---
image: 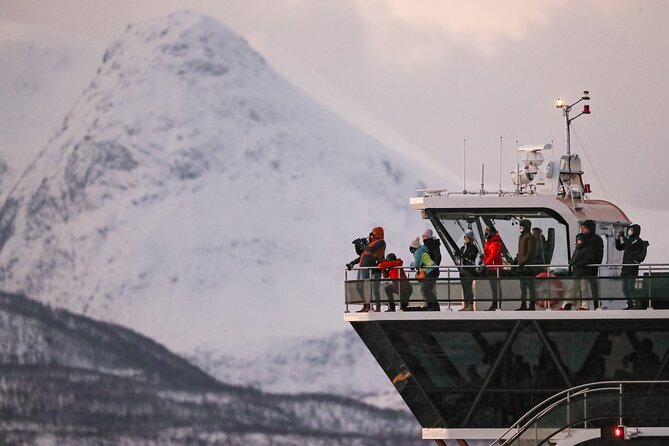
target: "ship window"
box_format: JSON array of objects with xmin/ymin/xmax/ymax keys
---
[{"xmin": 428, "ymin": 209, "xmax": 570, "ymax": 268}]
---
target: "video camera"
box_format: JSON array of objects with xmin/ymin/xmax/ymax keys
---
[{"xmin": 352, "ymin": 237, "xmax": 368, "ymax": 255}]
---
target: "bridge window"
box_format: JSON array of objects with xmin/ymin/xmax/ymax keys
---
[{"xmin": 428, "ymin": 209, "xmax": 570, "ymax": 267}]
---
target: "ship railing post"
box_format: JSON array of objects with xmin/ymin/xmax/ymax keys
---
[
  {"xmin": 567, "ymin": 391, "xmax": 571, "ymax": 437},
  {"xmin": 619, "ymin": 382, "xmax": 624, "ymax": 426},
  {"xmin": 583, "ymin": 392, "xmax": 588, "ymax": 429},
  {"xmin": 547, "ymin": 266, "xmax": 552, "ymax": 311},
  {"xmin": 345, "ymin": 269, "xmax": 349, "ymax": 313},
  {"xmin": 369, "ymin": 267, "xmax": 373, "ymax": 310},
  {"xmin": 396, "ymin": 266, "xmax": 404, "ymax": 308},
  {"xmin": 648, "ymin": 265, "xmax": 653, "ymax": 310},
  {"xmin": 447, "ymin": 267, "xmax": 451, "ymax": 311},
  {"xmin": 496, "ymin": 268, "xmax": 501, "ymax": 311}
]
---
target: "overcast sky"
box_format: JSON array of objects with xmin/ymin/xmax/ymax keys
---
[{"xmin": 2, "ymin": 0, "xmax": 669, "ymax": 211}]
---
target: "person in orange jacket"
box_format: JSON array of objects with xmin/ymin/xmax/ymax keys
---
[
  {"xmin": 378, "ymin": 253, "xmax": 413, "ymax": 311},
  {"xmin": 347, "ymin": 226, "xmax": 386, "ymax": 312}
]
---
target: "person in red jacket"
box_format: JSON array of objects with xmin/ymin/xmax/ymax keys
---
[
  {"xmin": 378, "ymin": 253, "xmax": 413, "ymax": 311},
  {"xmin": 482, "ymin": 226, "xmax": 504, "ymax": 310}
]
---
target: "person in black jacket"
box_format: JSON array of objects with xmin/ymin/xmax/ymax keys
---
[
  {"xmin": 581, "ymin": 220, "xmax": 603, "ymax": 309},
  {"xmin": 456, "ymin": 231, "xmax": 479, "ymax": 311},
  {"xmin": 567, "ymin": 233, "xmax": 594, "ymax": 310},
  {"xmin": 615, "ymin": 224, "xmax": 648, "ymax": 309}
]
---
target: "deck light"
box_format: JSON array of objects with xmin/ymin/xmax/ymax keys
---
[
  {"xmin": 601, "ymin": 425, "xmax": 627, "ymax": 440},
  {"xmin": 556, "ymin": 97, "xmax": 565, "ymax": 108}
]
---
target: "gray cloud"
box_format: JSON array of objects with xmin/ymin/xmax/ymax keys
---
[{"xmin": 2, "ymin": 0, "xmax": 668, "ymax": 212}]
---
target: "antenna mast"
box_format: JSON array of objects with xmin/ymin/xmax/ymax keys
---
[
  {"xmin": 555, "ymin": 91, "xmax": 591, "ymax": 155},
  {"xmin": 498, "ymin": 137, "xmax": 503, "ymax": 194},
  {"xmin": 463, "ymin": 139, "xmax": 467, "ymax": 194}
]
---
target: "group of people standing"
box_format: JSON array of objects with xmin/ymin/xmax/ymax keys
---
[
  {"xmin": 568, "ymin": 220, "xmax": 648, "ymax": 310},
  {"xmin": 347, "ymin": 227, "xmax": 442, "ymax": 312},
  {"xmin": 459, "ymin": 220, "xmax": 547, "ymax": 311},
  {"xmin": 348, "ymin": 219, "xmax": 648, "ymax": 312}
]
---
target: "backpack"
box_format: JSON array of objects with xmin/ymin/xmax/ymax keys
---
[
  {"xmin": 425, "ymin": 238, "xmax": 442, "ymax": 266},
  {"xmin": 638, "ymin": 239, "xmax": 649, "ymax": 263}
]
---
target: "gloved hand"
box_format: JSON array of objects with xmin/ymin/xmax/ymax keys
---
[{"xmin": 346, "ymin": 262, "xmax": 354, "ymax": 271}]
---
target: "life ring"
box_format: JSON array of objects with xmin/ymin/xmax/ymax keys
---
[{"xmin": 534, "ymin": 272, "xmax": 564, "ymax": 309}]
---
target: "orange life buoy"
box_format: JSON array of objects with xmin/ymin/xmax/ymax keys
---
[{"xmin": 535, "ymin": 272, "xmax": 564, "ymax": 309}]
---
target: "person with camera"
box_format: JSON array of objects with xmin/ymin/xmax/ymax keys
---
[
  {"xmin": 347, "ymin": 227, "xmax": 386, "ymax": 312},
  {"xmin": 615, "ymin": 224, "xmax": 648, "ymax": 310}
]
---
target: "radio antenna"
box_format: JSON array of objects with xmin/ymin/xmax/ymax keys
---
[
  {"xmin": 498, "ymin": 137, "xmax": 503, "ymax": 194},
  {"xmin": 463, "ymin": 139, "xmax": 467, "ymax": 194}
]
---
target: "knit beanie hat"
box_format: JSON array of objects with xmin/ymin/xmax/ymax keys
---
[
  {"xmin": 409, "ymin": 236, "xmax": 422, "ymax": 249},
  {"xmin": 464, "ymin": 231, "xmax": 475, "ymax": 241},
  {"xmin": 422, "ymin": 229, "xmax": 434, "ymax": 240}
]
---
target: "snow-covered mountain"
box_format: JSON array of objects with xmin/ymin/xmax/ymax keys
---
[
  {"xmin": 0, "ymin": 291, "xmax": 422, "ymax": 445},
  {"xmin": 189, "ymin": 329, "xmax": 408, "ymax": 411},
  {"xmin": 0, "ymin": 21, "xmax": 101, "ymax": 200},
  {"xmin": 0, "ymin": 11, "xmax": 450, "ymax": 358}
]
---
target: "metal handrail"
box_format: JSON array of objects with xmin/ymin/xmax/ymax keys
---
[
  {"xmin": 491, "ymin": 380, "xmax": 669, "ymax": 446},
  {"xmin": 346, "ymin": 263, "xmax": 669, "ymax": 273}
]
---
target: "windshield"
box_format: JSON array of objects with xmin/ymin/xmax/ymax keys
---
[{"xmin": 427, "ymin": 209, "xmax": 570, "ymax": 267}]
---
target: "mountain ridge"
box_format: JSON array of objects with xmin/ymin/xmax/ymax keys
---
[
  {"xmin": 0, "ymin": 290, "xmax": 422, "ymax": 445},
  {"xmin": 0, "ymin": 10, "xmax": 445, "ymax": 354}
]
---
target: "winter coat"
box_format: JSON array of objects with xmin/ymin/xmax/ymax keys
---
[
  {"xmin": 412, "ymin": 245, "xmax": 437, "ymax": 276},
  {"xmin": 532, "ymin": 233, "xmax": 548, "ymax": 265},
  {"xmin": 483, "ymin": 232, "xmax": 503, "ymax": 269},
  {"xmin": 582, "ymin": 220, "xmax": 603, "ymax": 275},
  {"xmin": 458, "ymin": 243, "xmax": 479, "ymax": 277},
  {"xmin": 615, "ymin": 225, "xmax": 646, "ymax": 276},
  {"xmin": 350, "ymin": 239, "xmax": 386, "ymax": 268},
  {"xmin": 378, "ymin": 258, "xmax": 411, "ymax": 292},
  {"xmin": 570, "ymin": 243, "xmax": 594, "ymax": 277},
  {"xmin": 515, "ymin": 230, "xmax": 536, "ymax": 270}
]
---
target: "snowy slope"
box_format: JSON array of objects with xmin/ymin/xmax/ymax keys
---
[
  {"xmin": 0, "ymin": 21, "xmax": 101, "ymax": 199},
  {"xmin": 0, "ymin": 291, "xmax": 422, "ymax": 445},
  {"xmin": 189, "ymin": 329, "xmax": 408, "ymax": 411},
  {"xmin": 0, "ymin": 12, "xmax": 452, "ymax": 357}
]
